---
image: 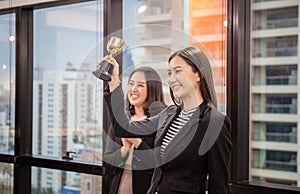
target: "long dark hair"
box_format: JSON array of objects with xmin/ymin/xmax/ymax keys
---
[
  {"xmin": 168, "ymin": 47, "xmax": 217, "ymax": 108},
  {"xmin": 125, "ymin": 66, "xmax": 166, "ymax": 117}
]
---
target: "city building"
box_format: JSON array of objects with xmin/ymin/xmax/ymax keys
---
[
  {"xmin": 250, "ymin": 0, "xmax": 300, "ymax": 186},
  {"xmin": 0, "ymin": 0, "xmax": 299, "ymax": 194}
]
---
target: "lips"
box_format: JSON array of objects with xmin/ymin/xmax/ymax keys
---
[
  {"xmin": 171, "ymin": 84, "xmax": 181, "ymax": 91},
  {"xmin": 130, "ymin": 94, "xmax": 139, "ymax": 100}
]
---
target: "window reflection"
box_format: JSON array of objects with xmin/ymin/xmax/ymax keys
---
[
  {"xmin": 188, "ymin": 0, "xmax": 227, "ymax": 112},
  {"xmin": 252, "ymin": 149, "xmax": 297, "ymax": 172},
  {"xmin": 252, "ymin": 94, "xmax": 297, "ymax": 114},
  {"xmin": 250, "ymin": 0, "xmax": 299, "ymax": 187},
  {"xmin": 253, "ymin": 7, "xmax": 298, "ymax": 30},
  {"xmin": 31, "ymin": 167, "xmax": 101, "ymax": 194},
  {"xmin": 252, "ymin": 122, "xmax": 297, "ymax": 143},
  {"xmin": 253, "ymin": 65, "xmax": 297, "ymax": 85},
  {"xmin": 0, "ymin": 163, "xmax": 13, "ymax": 194},
  {"xmin": 123, "ymin": 0, "xmax": 227, "ymax": 111},
  {"xmin": 32, "ymin": 1, "xmax": 103, "ymax": 191},
  {"xmin": 253, "ymin": 36, "xmax": 298, "ymax": 58},
  {"xmin": 0, "ymin": 13, "xmax": 15, "ymax": 154}
]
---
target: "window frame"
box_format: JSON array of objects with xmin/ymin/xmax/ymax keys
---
[
  {"xmin": 0, "ymin": 0, "xmax": 122, "ymax": 194},
  {"xmin": 228, "ymin": 0, "xmax": 300, "ymax": 193},
  {"xmin": 1, "ymin": 0, "xmax": 300, "ymax": 193}
]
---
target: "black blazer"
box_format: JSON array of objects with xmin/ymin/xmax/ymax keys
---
[
  {"xmin": 104, "ymin": 86, "xmax": 232, "ymax": 194},
  {"xmin": 104, "ymin": 125, "xmax": 154, "ymax": 194},
  {"xmin": 104, "ymin": 106, "xmax": 165, "ymax": 194}
]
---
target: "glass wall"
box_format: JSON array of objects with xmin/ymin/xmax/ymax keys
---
[
  {"xmin": 0, "ymin": 163, "xmax": 13, "ymax": 194},
  {"xmin": 33, "ymin": 1, "xmax": 103, "ymax": 159},
  {"xmin": 122, "ymin": 0, "xmax": 227, "ymax": 111},
  {"xmin": 0, "ymin": 13, "xmax": 15, "ymax": 155},
  {"xmin": 250, "ymin": 0, "xmax": 299, "ymax": 187},
  {"xmin": 32, "ymin": 1, "xmax": 103, "ymax": 192},
  {"xmin": 31, "ymin": 167, "xmax": 101, "ymax": 194}
]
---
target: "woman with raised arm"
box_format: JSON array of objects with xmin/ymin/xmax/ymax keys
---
[
  {"xmin": 101, "ymin": 47, "xmax": 232, "ymax": 194},
  {"xmin": 104, "ymin": 66, "xmax": 166, "ymax": 194}
]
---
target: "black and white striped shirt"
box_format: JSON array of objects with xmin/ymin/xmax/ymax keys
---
[{"xmin": 160, "ymin": 107, "xmax": 198, "ymax": 158}]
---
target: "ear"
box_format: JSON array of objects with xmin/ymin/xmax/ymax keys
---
[{"xmin": 196, "ymin": 73, "xmax": 201, "ymax": 82}]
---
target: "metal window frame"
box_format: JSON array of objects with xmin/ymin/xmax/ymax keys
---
[
  {"xmin": 228, "ymin": 0, "xmax": 300, "ymax": 193},
  {"xmin": 0, "ymin": 1, "xmax": 121, "ymax": 194},
  {"xmin": 2, "ymin": 0, "xmax": 300, "ymax": 193}
]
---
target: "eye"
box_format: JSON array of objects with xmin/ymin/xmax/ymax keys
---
[
  {"xmin": 175, "ymin": 69, "xmax": 181, "ymax": 73},
  {"xmin": 128, "ymin": 82, "xmax": 134, "ymax": 86},
  {"xmin": 167, "ymin": 71, "xmax": 172, "ymax": 77}
]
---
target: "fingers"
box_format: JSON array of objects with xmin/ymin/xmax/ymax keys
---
[
  {"xmin": 97, "ymin": 55, "xmax": 118, "ymax": 68},
  {"xmin": 122, "ymin": 138, "xmax": 132, "ymax": 145},
  {"xmin": 121, "ymin": 138, "xmax": 133, "ymax": 149},
  {"xmin": 105, "ymin": 55, "xmax": 118, "ymax": 67},
  {"xmin": 126, "ymin": 138, "xmax": 142, "ymax": 149},
  {"xmin": 96, "ymin": 57, "xmax": 106, "ymax": 69},
  {"xmin": 126, "ymin": 138, "xmax": 137, "ymax": 144}
]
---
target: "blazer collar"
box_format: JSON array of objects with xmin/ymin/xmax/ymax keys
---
[
  {"xmin": 155, "ymin": 106, "xmax": 181, "ymax": 147},
  {"xmin": 158, "ymin": 103, "xmax": 208, "ymax": 164}
]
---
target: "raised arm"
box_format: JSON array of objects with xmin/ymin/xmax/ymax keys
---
[{"xmin": 100, "ymin": 55, "xmax": 160, "ymax": 137}]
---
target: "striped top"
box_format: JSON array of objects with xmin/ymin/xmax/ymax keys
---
[{"xmin": 160, "ymin": 107, "xmax": 198, "ymax": 158}]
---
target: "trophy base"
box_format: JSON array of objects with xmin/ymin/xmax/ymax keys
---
[
  {"xmin": 92, "ymin": 70, "xmax": 111, "ymax": 81},
  {"xmin": 92, "ymin": 61, "xmax": 113, "ymax": 81}
]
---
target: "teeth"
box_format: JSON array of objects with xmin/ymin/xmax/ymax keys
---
[
  {"xmin": 173, "ymin": 86, "xmax": 180, "ymax": 90},
  {"xmin": 131, "ymin": 94, "xmax": 139, "ymax": 99}
]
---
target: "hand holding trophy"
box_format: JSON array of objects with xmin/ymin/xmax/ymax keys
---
[{"xmin": 93, "ymin": 36, "xmax": 126, "ymax": 81}]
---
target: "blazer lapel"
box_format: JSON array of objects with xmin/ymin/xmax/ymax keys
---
[
  {"xmin": 154, "ymin": 106, "xmax": 180, "ymax": 167},
  {"xmin": 162, "ymin": 107, "xmax": 201, "ymax": 163},
  {"xmin": 154, "ymin": 106, "xmax": 181, "ymax": 147}
]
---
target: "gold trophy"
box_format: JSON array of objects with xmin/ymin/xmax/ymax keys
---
[{"xmin": 93, "ymin": 36, "xmax": 126, "ymax": 81}]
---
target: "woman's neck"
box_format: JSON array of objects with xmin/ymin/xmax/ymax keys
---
[
  {"xmin": 132, "ymin": 106, "xmax": 147, "ymax": 121},
  {"xmin": 182, "ymin": 93, "xmax": 204, "ymax": 111}
]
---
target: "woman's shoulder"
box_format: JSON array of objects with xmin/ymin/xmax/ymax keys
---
[
  {"xmin": 160, "ymin": 104, "xmax": 178, "ymax": 115},
  {"xmin": 149, "ymin": 101, "xmax": 167, "ymax": 116},
  {"xmin": 208, "ymin": 108, "xmax": 231, "ymax": 132},
  {"xmin": 202, "ymin": 107, "xmax": 231, "ymax": 127},
  {"xmin": 149, "ymin": 103, "xmax": 178, "ymax": 117}
]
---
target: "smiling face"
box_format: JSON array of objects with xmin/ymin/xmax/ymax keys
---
[
  {"xmin": 168, "ymin": 55, "xmax": 201, "ymax": 100},
  {"xmin": 127, "ymin": 71, "xmax": 148, "ymax": 108}
]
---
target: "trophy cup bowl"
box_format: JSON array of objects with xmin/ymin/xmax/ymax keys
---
[{"xmin": 93, "ymin": 37, "xmax": 126, "ymax": 81}]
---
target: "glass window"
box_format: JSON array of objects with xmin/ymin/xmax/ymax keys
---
[
  {"xmin": 252, "ymin": 65, "xmax": 297, "ymax": 85},
  {"xmin": 32, "ymin": 1, "xmax": 104, "ymax": 162},
  {"xmin": 122, "ymin": 0, "xmax": 227, "ymax": 111},
  {"xmin": 253, "ymin": 7, "xmax": 298, "ymax": 30},
  {"xmin": 0, "ymin": 13, "xmax": 15, "ymax": 154},
  {"xmin": 252, "ymin": 121, "xmax": 297, "ymax": 143},
  {"xmin": 0, "ymin": 163, "xmax": 13, "ymax": 193},
  {"xmin": 31, "ymin": 167, "xmax": 101, "ymax": 194},
  {"xmin": 250, "ymin": 0, "xmax": 299, "ymax": 187},
  {"xmin": 188, "ymin": 0, "xmax": 228, "ymax": 112}
]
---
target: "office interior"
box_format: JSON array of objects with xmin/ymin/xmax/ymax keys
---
[{"xmin": 0, "ymin": 0, "xmax": 299, "ymax": 193}]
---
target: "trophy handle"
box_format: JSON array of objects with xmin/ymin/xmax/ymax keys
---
[
  {"xmin": 92, "ymin": 60, "xmax": 113, "ymax": 81},
  {"xmin": 93, "ymin": 36, "xmax": 126, "ymax": 81}
]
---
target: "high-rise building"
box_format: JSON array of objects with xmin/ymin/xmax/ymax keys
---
[
  {"xmin": 188, "ymin": 0, "xmax": 227, "ymax": 112},
  {"xmin": 32, "ymin": 63, "xmax": 102, "ymax": 192},
  {"xmin": 123, "ymin": 0, "xmax": 184, "ymax": 105},
  {"xmin": 131, "ymin": 0, "xmax": 227, "ymax": 109},
  {"xmin": 250, "ymin": 0, "xmax": 299, "ymax": 186}
]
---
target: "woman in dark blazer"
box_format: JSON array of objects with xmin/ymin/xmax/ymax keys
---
[
  {"xmin": 101, "ymin": 47, "xmax": 232, "ymax": 194},
  {"xmin": 104, "ymin": 66, "xmax": 166, "ymax": 194}
]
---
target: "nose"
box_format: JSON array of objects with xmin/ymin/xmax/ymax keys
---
[
  {"xmin": 168, "ymin": 73, "xmax": 176, "ymax": 83},
  {"xmin": 131, "ymin": 84, "xmax": 138, "ymax": 91}
]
